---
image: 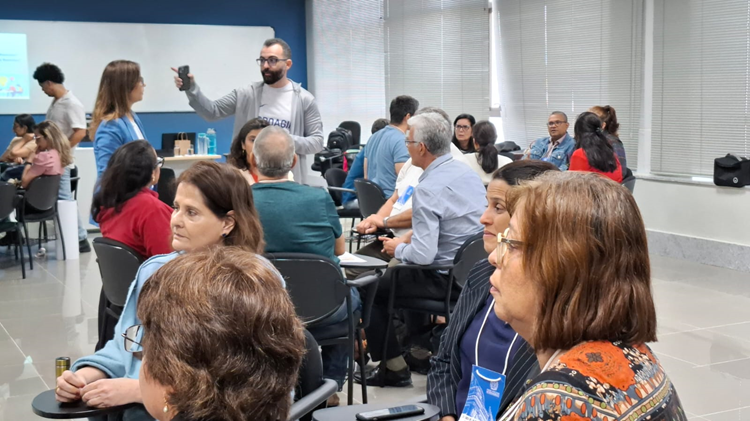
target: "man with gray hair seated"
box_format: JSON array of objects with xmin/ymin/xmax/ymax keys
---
[
  {"xmin": 355, "ymin": 112, "xmax": 486, "ymax": 388},
  {"xmin": 250, "ymin": 126, "xmax": 360, "ymax": 403}
]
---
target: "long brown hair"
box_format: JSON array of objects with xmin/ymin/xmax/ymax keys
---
[
  {"xmin": 506, "ymin": 171, "xmax": 656, "ymax": 351},
  {"xmin": 89, "ymin": 60, "xmax": 141, "ymax": 139},
  {"xmin": 35, "ymin": 121, "xmax": 73, "ymax": 167},
  {"xmin": 138, "ymin": 247, "xmax": 305, "ymax": 421},
  {"xmin": 177, "ymin": 161, "xmax": 265, "ymax": 253},
  {"xmin": 590, "ymin": 105, "xmax": 620, "ymax": 137}
]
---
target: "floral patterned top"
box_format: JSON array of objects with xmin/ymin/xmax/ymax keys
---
[{"xmin": 508, "ymin": 341, "xmax": 686, "ymax": 421}]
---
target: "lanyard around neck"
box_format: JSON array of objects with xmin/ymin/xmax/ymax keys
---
[{"xmin": 475, "ymin": 298, "xmax": 519, "ymax": 376}]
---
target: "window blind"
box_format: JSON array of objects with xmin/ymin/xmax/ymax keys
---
[
  {"xmin": 306, "ymin": 0, "xmax": 387, "ymax": 140},
  {"xmin": 384, "ymin": 0, "xmax": 490, "ymax": 121},
  {"xmin": 652, "ymin": 0, "xmax": 750, "ymax": 176},
  {"xmin": 497, "ymin": 0, "xmax": 643, "ymax": 169}
]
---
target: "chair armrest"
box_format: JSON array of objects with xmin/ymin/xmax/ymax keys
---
[
  {"xmin": 288, "ymin": 378, "xmax": 338, "ymax": 421},
  {"xmin": 327, "ymin": 186, "xmax": 356, "ymax": 194},
  {"xmin": 70, "ymin": 177, "xmax": 81, "ymax": 182},
  {"xmin": 346, "ymin": 273, "xmax": 381, "ymax": 288},
  {"xmin": 410, "ymin": 394, "xmax": 428, "ymax": 404}
]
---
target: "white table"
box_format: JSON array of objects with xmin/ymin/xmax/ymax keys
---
[{"xmin": 163, "ymin": 154, "xmax": 223, "ymax": 177}]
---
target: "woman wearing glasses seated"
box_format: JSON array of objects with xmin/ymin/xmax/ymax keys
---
[
  {"xmin": 132, "ymin": 247, "xmax": 305, "ymax": 421},
  {"xmin": 92, "ymin": 140, "xmax": 172, "ymax": 259},
  {"xmin": 494, "ymin": 172, "xmax": 685, "ymax": 420},
  {"xmin": 451, "ymin": 113, "xmax": 476, "ymax": 153},
  {"xmin": 427, "ymin": 161, "xmax": 558, "ymax": 421},
  {"xmin": 56, "ymin": 162, "xmax": 266, "ymax": 421}
]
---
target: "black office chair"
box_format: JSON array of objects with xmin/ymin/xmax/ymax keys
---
[
  {"xmin": 291, "ymin": 330, "xmax": 339, "ymax": 421},
  {"xmin": 92, "ymin": 237, "xmax": 145, "ymax": 350},
  {"xmin": 157, "ymin": 167, "xmax": 177, "ymax": 207},
  {"xmin": 376, "ymin": 233, "xmax": 487, "ymax": 381},
  {"xmin": 70, "ymin": 165, "xmax": 80, "ymax": 200},
  {"xmin": 339, "ymin": 121, "xmax": 362, "ymax": 149},
  {"xmin": 266, "ymin": 253, "xmax": 379, "ymax": 405},
  {"xmin": 353, "ymin": 179, "xmax": 388, "ymax": 248},
  {"xmin": 0, "ymin": 183, "xmax": 27, "ymax": 278},
  {"xmin": 16, "ymin": 175, "xmax": 64, "ymax": 266},
  {"xmin": 325, "ymin": 169, "xmax": 362, "ymax": 252},
  {"xmin": 622, "ymin": 168, "xmax": 636, "ymax": 193}
]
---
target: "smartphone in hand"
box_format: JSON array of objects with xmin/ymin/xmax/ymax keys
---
[{"xmin": 178, "ymin": 65, "xmax": 191, "ymax": 91}]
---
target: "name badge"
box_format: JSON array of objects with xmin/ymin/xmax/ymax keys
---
[
  {"xmin": 458, "ymin": 365, "xmax": 506, "ymax": 421},
  {"xmin": 393, "ymin": 185, "xmax": 415, "ymax": 210}
]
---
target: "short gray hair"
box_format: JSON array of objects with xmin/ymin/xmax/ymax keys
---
[
  {"xmin": 407, "ymin": 112, "xmax": 451, "ymax": 156},
  {"xmin": 415, "ymin": 107, "xmax": 451, "ymax": 125},
  {"xmin": 550, "ymin": 111, "xmax": 568, "ymax": 122},
  {"xmin": 253, "ymin": 126, "xmax": 295, "ymax": 178}
]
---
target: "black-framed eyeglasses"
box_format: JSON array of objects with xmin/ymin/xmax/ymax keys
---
[
  {"xmin": 455, "ymin": 124, "xmax": 471, "ymax": 131},
  {"xmin": 138, "ymin": 76, "xmax": 145, "ymax": 85},
  {"xmin": 155, "ymin": 157, "xmax": 164, "ymax": 169},
  {"xmin": 548, "ymin": 121, "xmax": 567, "ymax": 127},
  {"xmin": 122, "ymin": 324, "xmax": 143, "ymax": 353},
  {"xmin": 496, "ymin": 228, "xmax": 524, "ymax": 266},
  {"xmin": 256, "ymin": 57, "xmax": 287, "ymax": 67}
]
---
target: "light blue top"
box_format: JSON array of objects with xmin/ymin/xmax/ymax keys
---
[
  {"xmin": 525, "ymin": 132, "xmax": 576, "ymax": 171},
  {"xmin": 395, "ymin": 154, "xmax": 486, "ymax": 266},
  {"xmin": 93, "ymin": 113, "xmax": 147, "ymax": 182},
  {"xmin": 72, "ymin": 251, "xmax": 285, "ymax": 380},
  {"xmin": 363, "ymin": 126, "xmax": 410, "ymax": 197}
]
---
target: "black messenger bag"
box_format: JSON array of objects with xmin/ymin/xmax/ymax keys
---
[{"xmin": 714, "ymin": 154, "xmax": 750, "ymax": 187}]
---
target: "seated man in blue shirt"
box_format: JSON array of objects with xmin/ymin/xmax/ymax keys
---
[
  {"xmin": 342, "ymin": 118, "xmax": 391, "ymax": 209},
  {"xmin": 363, "ymin": 96, "xmax": 419, "ymax": 197},
  {"xmin": 522, "ymin": 111, "xmax": 576, "ymax": 170},
  {"xmin": 355, "ymin": 112, "xmax": 487, "ymax": 387},
  {"xmin": 250, "ymin": 126, "xmax": 360, "ymax": 396}
]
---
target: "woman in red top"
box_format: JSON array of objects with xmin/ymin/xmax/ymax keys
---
[
  {"xmin": 91, "ymin": 140, "xmax": 173, "ymax": 258},
  {"xmin": 569, "ymin": 111, "xmax": 623, "ymax": 183}
]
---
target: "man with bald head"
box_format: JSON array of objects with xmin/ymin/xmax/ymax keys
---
[{"xmin": 250, "ymin": 125, "xmax": 358, "ymax": 397}]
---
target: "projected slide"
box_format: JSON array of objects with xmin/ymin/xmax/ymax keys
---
[{"xmin": 0, "ymin": 33, "xmax": 30, "ymax": 100}]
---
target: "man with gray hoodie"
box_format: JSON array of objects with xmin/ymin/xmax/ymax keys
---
[{"xmin": 173, "ymin": 38, "xmax": 324, "ymax": 184}]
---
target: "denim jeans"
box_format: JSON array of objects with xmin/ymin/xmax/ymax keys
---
[
  {"xmin": 58, "ymin": 166, "xmax": 87, "ymax": 242},
  {"xmin": 313, "ymin": 288, "xmax": 362, "ymax": 390}
]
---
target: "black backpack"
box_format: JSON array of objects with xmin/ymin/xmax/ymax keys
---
[
  {"xmin": 714, "ymin": 154, "xmax": 750, "ymax": 187},
  {"xmin": 327, "ymin": 127, "xmax": 353, "ymax": 151}
]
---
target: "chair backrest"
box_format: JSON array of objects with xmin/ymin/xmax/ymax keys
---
[
  {"xmin": 339, "ymin": 121, "xmax": 361, "ymax": 148},
  {"xmin": 354, "ymin": 179, "xmax": 386, "ymax": 218},
  {"xmin": 0, "ymin": 182, "xmax": 18, "ymax": 220},
  {"xmin": 70, "ymin": 165, "xmax": 79, "ymax": 194},
  {"xmin": 93, "ymin": 237, "xmax": 146, "ymax": 307},
  {"xmin": 266, "ymin": 253, "xmax": 349, "ymax": 326},
  {"xmin": 297, "ymin": 329, "xmax": 323, "ymax": 401},
  {"xmin": 25, "ymin": 175, "xmax": 62, "ymax": 212},
  {"xmin": 324, "ymin": 168, "xmax": 349, "ymax": 206},
  {"xmin": 157, "ymin": 167, "xmax": 177, "ymax": 207},
  {"xmin": 450, "ymin": 232, "xmax": 488, "ymax": 289},
  {"xmin": 622, "ymin": 175, "xmax": 636, "ymax": 193}
]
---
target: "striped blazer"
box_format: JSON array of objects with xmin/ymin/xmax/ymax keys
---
[{"xmin": 427, "ymin": 259, "xmax": 539, "ymax": 419}]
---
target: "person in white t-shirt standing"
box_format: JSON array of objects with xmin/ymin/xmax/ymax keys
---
[
  {"xmin": 174, "ymin": 38, "xmax": 324, "ymax": 184},
  {"xmin": 33, "ymin": 63, "xmax": 90, "ymax": 253}
]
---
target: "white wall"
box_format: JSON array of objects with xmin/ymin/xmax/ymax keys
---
[{"xmin": 634, "ymin": 177, "xmax": 750, "ymax": 247}]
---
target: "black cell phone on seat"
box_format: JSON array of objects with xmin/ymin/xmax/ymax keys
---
[
  {"xmin": 355, "ymin": 405, "xmax": 425, "ymax": 421},
  {"xmin": 178, "ymin": 65, "xmax": 191, "ymax": 91}
]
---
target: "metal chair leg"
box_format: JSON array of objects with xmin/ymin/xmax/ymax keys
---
[
  {"xmin": 22, "ymin": 223, "xmax": 33, "ymax": 270},
  {"xmin": 357, "ymin": 330, "xmax": 368, "ymax": 403},
  {"xmin": 16, "ymin": 228, "xmax": 25, "ymax": 279}
]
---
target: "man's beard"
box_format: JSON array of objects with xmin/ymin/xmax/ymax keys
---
[{"xmin": 262, "ymin": 68, "xmax": 284, "ymax": 85}]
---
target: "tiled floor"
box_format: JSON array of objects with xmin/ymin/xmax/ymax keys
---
[{"xmin": 0, "ymin": 236, "xmax": 749, "ymax": 420}]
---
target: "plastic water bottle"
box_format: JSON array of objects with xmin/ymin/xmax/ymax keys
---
[
  {"xmin": 197, "ymin": 133, "xmax": 208, "ymax": 155},
  {"xmin": 206, "ymin": 128, "xmax": 217, "ymax": 155}
]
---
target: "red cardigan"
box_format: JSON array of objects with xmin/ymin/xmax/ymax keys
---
[
  {"xmin": 569, "ymin": 149, "xmax": 623, "ymax": 183},
  {"xmin": 98, "ymin": 189, "xmax": 174, "ymax": 258}
]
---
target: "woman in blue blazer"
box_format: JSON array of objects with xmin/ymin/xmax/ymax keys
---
[{"xmin": 91, "ymin": 60, "xmax": 147, "ymax": 181}]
